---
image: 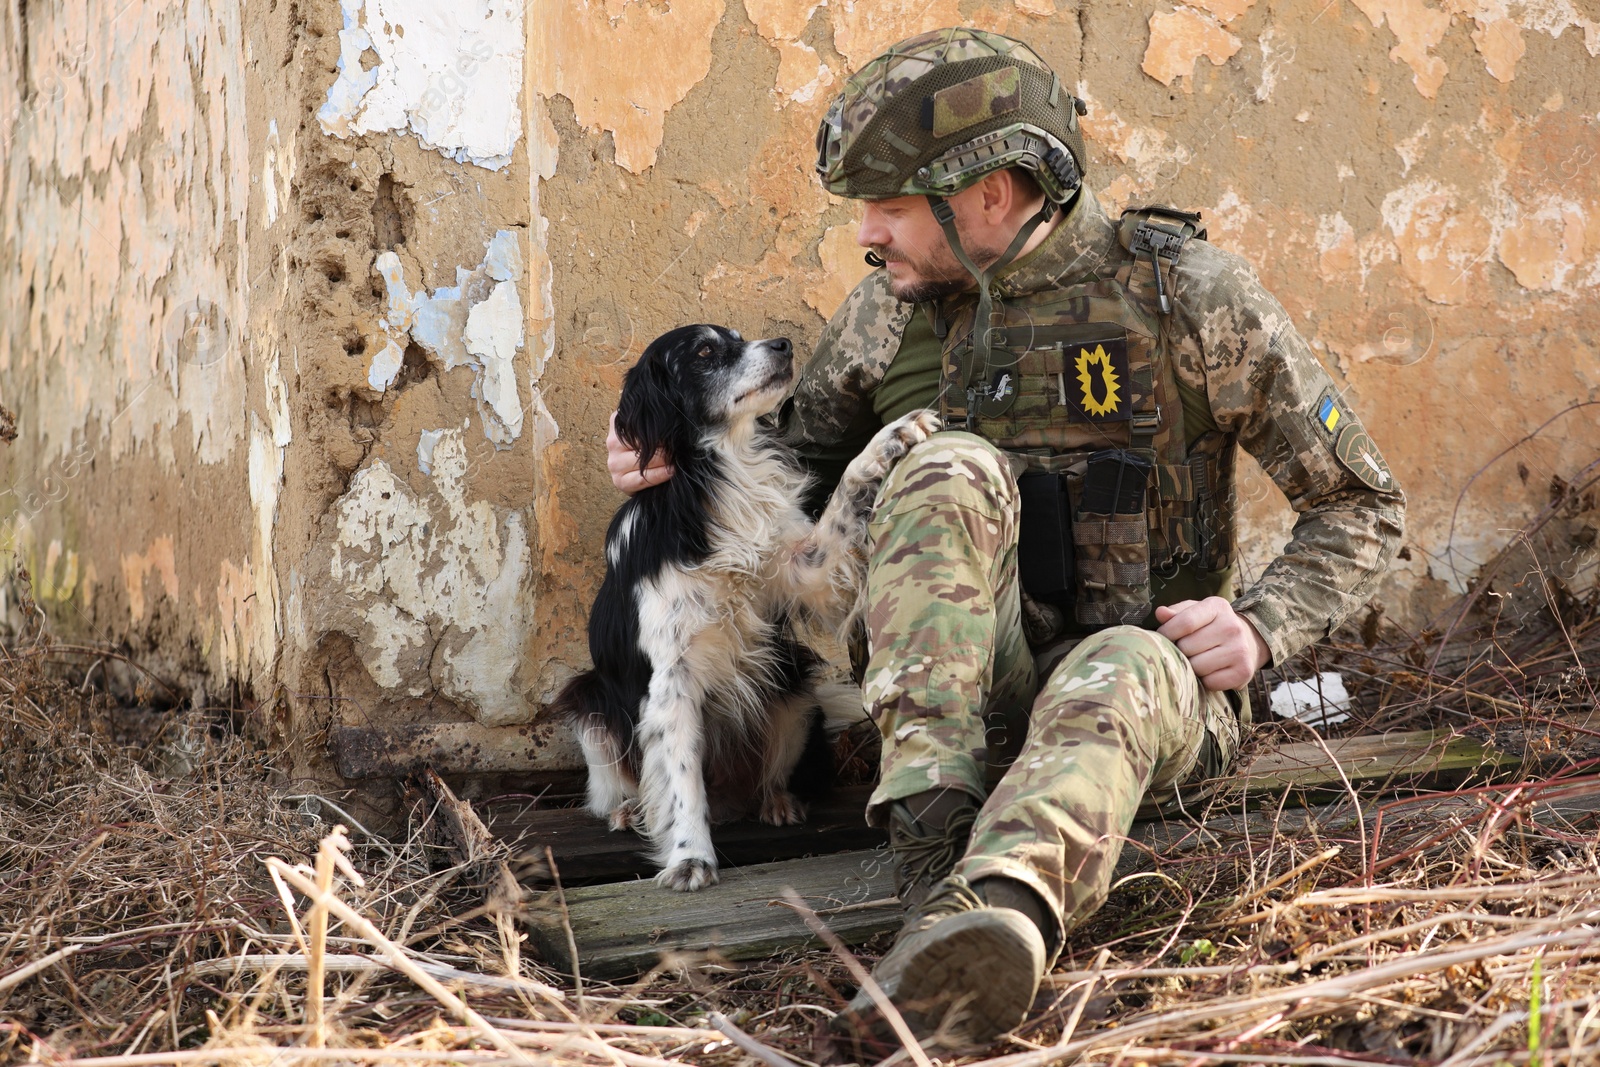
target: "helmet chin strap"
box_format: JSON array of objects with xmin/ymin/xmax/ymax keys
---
[{"xmin": 926, "ymin": 194, "xmax": 1057, "ymax": 426}]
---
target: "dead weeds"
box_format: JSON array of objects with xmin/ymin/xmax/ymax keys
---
[{"xmin": 1, "ymin": 559, "xmax": 1597, "ymax": 1066}]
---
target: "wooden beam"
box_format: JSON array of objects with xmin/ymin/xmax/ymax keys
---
[
  {"xmin": 331, "ymin": 720, "xmax": 583, "ymax": 779},
  {"xmin": 524, "ymin": 848, "xmax": 900, "ymax": 979},
  {"xmin": 526, "ymin": 776, "xmax": 1600, "ymax": 980},
  {"xmin": 493, "ymin": 785, "xmax": 885, "ymax": 887},
  {"xmin": 497, "ymin": 722, "xmax": 1576, "ymax": 889}
]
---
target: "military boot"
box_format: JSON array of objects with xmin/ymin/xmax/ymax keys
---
[
  {"xmin": 885, "ymin": 788, "xmax": 979, "ymax": 910},
  {"xmin": 827, "ymin": 875, "xmax": 1048, "ymax": 1058}
]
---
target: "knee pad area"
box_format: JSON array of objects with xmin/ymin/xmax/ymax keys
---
[{"xmin": 873, "ymin": 432, "xmax": 1016, "ymax": 524}]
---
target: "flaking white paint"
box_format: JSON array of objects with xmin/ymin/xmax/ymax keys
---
[
  {"xmin": 372, "ymin": 230, "xmax": 527, "ymax": 445},
  {"xmin": 309, "ymin": 429, "xmax": 532, "ymax": 725},
  {"xmin": 319, "ymin": 0, "xmax": 525, "ymax": 170}
]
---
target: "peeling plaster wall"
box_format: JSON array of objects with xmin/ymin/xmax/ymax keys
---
[
  {"xmin": 534, "ymin": 0, "xmax": 1600, "ymax": 680},
  {"xmin": 0, "ymin": 0, "xmax": 264, "ymax": 697},
  {"xmin": 4, "ymin": 0, "xmax": 1598, "ymax": 796}
]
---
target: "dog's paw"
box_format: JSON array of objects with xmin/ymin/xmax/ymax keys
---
[
  {"xmin": 759, "ymin": 790, "xmax": 808, "ymax": 827},
  {"xmin": 656, "ymin": 857, "xmax": 719, "ymax": 892},
  {"xmin": 903, "ymin": 407, "xmax": 943, "ymax": 441},
  {"xmin": 607, "ymin": 799, "xmax": 642, "ymax": 832},
  {"xmin": 858, "ymin": 408, "xmax": 940, "ymax": 477},
  {"xmin": 882, "ymin": 408, "xmax": 941, "ymax": 453}
]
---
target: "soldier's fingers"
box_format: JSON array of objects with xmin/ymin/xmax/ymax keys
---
[
  {"xmin": 1186, "ymin": 642, "xmax": 1246, "ymax": 679},
  {"xmin": 609, "ymin": 452, "xmax": 669, "ymax": 493},
  {"xmin": 1175, "ymin": 625, "xmax": 1227, "ymax": 659},
  {"xmin": 1197, "ymin": 662, "xmax": 1251, "ymax": 692},
  {"xmin": 1155, "ymin": 599, "xmax": 1209, "ymax": 642}
]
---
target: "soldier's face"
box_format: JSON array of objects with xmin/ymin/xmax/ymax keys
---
[{"xmin": 857, "ymin": 191, "xmax": 1005, "ymax": 303}]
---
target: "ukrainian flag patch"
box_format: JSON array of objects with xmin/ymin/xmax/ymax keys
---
[{"xmin": 1317, "ymin": 393, "xmax": 1341, "ymax": 435}]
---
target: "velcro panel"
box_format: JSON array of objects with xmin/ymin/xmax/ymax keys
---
[
  {"xmin": 928, "ymin": 67, "xmax": 1020, "ymax": 137},
  {"xmin": 1072, "ymin": 518, "xmax": 1145, "ymax": 545},
  {"xmin": 1076, "ymin": 558, "xmax": 1151, "ymax": 587}
]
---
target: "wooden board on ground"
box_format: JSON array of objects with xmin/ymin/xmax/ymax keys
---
[
  {"xmin": 1227, "ymin": 729, "xmax": 1501, "ymax": 795},
  {"xmin": 524, "ymin": 775, "xmax": 1600, "ymax": 980},
  {"xmin": 495, "ymin": 724, "xmax": 1559, "ymax": 888},
  {"xmin": 525, "ymin": 849, "xmax": 898, "ymax": 979},
  {"xmin": 491, "ymin": 785, "xmax": 885, "ymax": 887}
]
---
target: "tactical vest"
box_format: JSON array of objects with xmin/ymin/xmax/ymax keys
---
[{"xmin": 933, "ymin": 207, "xmax": 1235, "ymax": 635}]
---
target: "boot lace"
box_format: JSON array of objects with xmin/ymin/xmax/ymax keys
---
[{"xmin": 889, "ymin": 802, "xmax": 978, "ymax": 903}]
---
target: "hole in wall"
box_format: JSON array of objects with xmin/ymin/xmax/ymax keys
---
[
  {"xmin": 372, "ymin": 173, "xmax": 411, "ymax": 251},
  {"xmin": 343, "ymin": 332, "xmax": 367, "ymax": 357},
  {"xmin": 400, "ymin": 343, "xmax": 431, "ymax": 383}
]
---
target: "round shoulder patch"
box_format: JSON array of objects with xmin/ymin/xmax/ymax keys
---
[{"xmin": 1334, "ymin": 425, "xmax": 1395, "ymax": 492}]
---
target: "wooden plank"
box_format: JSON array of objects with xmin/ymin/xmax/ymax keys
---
[
  {"xmin": 492, "ymin": 785, "xmax": 885, "ymax": 886},
  {"xmin": 528, "ymin": 776, "xmax": 1600, "ymax": 980},
  {"xmin": 1227, "ymin": 712, "xmax": 1600, "ymax": 796},
  {"xmin": 493, "ymin": 729, "xmax": 1516, "ymax": 887},
  {"xmin": 525, "ymin": 849, "xmax": 899, "ymax": 979},
  {"xmin": 1225, "ymin": 729, "xmax": 1503, "ymax": 795},
  {"xmin": 331, "ymin": 720, "xmax": 583, "ymax": 779}
]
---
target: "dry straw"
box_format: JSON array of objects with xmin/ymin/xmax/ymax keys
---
[{"xmin": 2, "ymin": 510, "xmax": 1598, "ymax": 1067}]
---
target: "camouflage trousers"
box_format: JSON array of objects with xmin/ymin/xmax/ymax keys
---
[{"xmin": 861, "ymin": 432, "xmax": 1241, "ymax": 941}]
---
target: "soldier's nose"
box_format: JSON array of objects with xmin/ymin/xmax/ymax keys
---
[{"xmin": 857, "ymin": 204, "xmax": 892, "ymax": 248}]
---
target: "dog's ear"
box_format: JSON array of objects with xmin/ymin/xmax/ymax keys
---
[{"xmin": 615, "ymin": 340, "xmax": 683, "ymax": 471}]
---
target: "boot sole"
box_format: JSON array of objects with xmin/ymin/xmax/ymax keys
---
[{"xmin": 891, "ymin": 909, "xmax": 1044, "ymax": 1045}]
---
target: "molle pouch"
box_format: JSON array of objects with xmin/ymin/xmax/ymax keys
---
[
  {"xmin": 1016, "ymin": 470, "xmax": 1076, "ymax": 611},
  {"xmin": 1072, "ymin": 449, "xmax": 1154, "ymax": 627}
]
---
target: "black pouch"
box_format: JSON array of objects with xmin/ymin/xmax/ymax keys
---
[
  {"xmin": 1016, "ymin": 470, "xmax": 1075, "ymax": 610},
  {"xmin": 1082, "ymin": 449, "xmax": 1152, "ymax": 514}
]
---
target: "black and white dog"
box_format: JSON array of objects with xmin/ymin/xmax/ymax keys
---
[{"xmin": 555, "ymin": 324, "xmax": 937, "ymax": 891}]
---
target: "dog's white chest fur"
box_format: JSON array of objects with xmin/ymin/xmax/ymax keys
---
[{"xmin": 634, "ymin": 434, "xmax": 812, "ymax": 721}]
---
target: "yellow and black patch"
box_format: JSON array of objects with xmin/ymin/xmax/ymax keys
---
[
  {"xmin": 1334, "ymin": 424, "xmax": 1395, "ymax": 492},
  {"xmin": 1066, "ymin": 337, "xmax": 1132, "ymax": 423}
]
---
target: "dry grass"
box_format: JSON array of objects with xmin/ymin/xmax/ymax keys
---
[{"xmin": 3, "ymin": 567, "xmax": 1598, "ymax": 1067}]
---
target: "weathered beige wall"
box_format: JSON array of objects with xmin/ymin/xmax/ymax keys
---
[{"xmin": 3, "ymin": 0, "xmax": 1597, "ymax": 792}]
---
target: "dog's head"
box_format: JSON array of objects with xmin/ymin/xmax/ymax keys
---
[{"xmin": 615, "ymin": 325, "xmax": 795, "ymax": 465}]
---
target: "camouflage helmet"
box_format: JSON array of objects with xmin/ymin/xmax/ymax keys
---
[{"xmin": 815, "ymin": 27, "xmax": 1087, "ymax": 203}]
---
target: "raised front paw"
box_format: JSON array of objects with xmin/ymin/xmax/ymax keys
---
[
  {"xmin": 859, "ymin": 408, "xmax": 940, "ymax": 477},
  {"xmin": 656, "ymin": 856, "xmax": 719, "ymax": 891},
  {"xmin": 759, "ymin": 789, "xmax": 807, "ymax": 827}
]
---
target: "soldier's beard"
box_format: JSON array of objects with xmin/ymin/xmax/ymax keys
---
[{"xmin": 872, "ymin": 233, "xmax": 1007, "ymax": 304}]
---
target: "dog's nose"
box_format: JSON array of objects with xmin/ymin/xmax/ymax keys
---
[{"xmin": 769, "ymin": 338, "xmax": 792, "ymax": 354}]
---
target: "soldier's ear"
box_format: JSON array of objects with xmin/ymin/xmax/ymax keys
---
[{"xmin": 977, "ymin": 170, "xmax": 1014, "ymax": 221}]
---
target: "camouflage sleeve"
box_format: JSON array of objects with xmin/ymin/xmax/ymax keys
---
[
  {"xmin": 773, "ymin": 267, "xmax": 915, "ymax": 499},
  {"xmin": 1167, "ymin": 244, "xmax": 1406, "ymax": 667}
]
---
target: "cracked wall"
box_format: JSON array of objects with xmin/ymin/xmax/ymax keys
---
[{"xmin": 4, "ymin": 0, "xmax": 1598, "ymax": 797}]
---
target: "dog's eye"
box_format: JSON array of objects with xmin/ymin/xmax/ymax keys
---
[{"xmin": 696, "ymin": 345, "xmax": 713, "ymax": 358}]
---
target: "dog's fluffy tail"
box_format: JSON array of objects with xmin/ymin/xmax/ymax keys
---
[
  {"xmin": 555, "ymin": 670, "xmax": 639, "ymax": 822},
  {"xmin": 814, "ymin": 680, "xmax": 868, "ymax": 737}
]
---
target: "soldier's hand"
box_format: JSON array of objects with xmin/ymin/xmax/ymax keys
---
[
  {"xmin": 1155, "ymin": 596, "xmax": 1271, "ymax": 692},
  {"xmin": 606, "ymin": 411, "xmax": 675, "ymax": 494}
]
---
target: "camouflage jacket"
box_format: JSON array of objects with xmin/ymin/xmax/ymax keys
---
[{"xmin": 776, "ymin": 189, "xmax": 1406, "ymax": 667}]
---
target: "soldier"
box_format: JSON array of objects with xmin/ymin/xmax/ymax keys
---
[{"xmin": 608, "ymin": 27, "xmax": 1404, "ymax": 1055}]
